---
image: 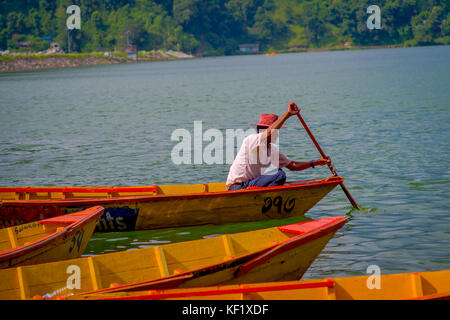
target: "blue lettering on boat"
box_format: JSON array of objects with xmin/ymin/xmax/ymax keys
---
[{"xmin": 95, "ymin": 207, "xmax": 139, "ymax": 232}]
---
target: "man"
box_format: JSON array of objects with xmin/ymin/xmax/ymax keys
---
[{"xmin": 226, "ymin": 101, "xmax": 331, "ymax": 191}]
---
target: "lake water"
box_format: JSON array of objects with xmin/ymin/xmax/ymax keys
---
[{"xmin": 0, "ymin": 46, "xmax": 449, "ymax": 279}]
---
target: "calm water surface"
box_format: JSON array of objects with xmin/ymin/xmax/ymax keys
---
[{"xmin": 1, "ymin": 46, "xmax": 449, "ymax": 279}]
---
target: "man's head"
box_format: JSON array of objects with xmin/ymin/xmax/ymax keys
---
[{"xmin": 251, "ymin": 114, "xmax": 286, "ymax": 133}]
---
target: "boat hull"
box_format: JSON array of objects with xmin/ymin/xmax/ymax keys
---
[
  {"xmin": 178, "ymin": 232, "xmax": 336, "ymax": 288},
  {"xmin": 0, "ymin": 178, "xmax": 342, "ymax": 232},
  {"xmin": 0, "ymin": 216, "xmax": 346, "ymax": 299},
  {"xmin": 0, "ymin": 206, "xmax": 103, "ymax": 269}
]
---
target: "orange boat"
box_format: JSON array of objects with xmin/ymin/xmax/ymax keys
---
[
  {"xmin": 0, "ymin": 206, "xmax": 103, "ymax": 268},
  {"xmin": 0, "ymin": 177, "xmax": 343, "ymax": 232},
  {"xmin": 0, "ymin": 216, "xmax": 346, "ymax": 299},
  {"xmin": 65, "ymin": 270, "xmax": 450, "ymax": 300}
]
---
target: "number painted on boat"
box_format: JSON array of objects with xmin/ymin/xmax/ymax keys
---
[
  {"xmin": 261, "ymin": 196, "xmax": 295, "ymax": 215},
  {"xmin": 69, "ymin": 228, "xmax": 85, "ymax": 253}
]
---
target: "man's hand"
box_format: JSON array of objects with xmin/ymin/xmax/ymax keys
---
[
  {"xmin": 286, "ymin": 155, "xmax": 331, "ymax": 171},
  {"xmin": 286, "ymin": 101, "xmax": 300, "ymax": 116},
  {"xmin": 314, "ymin": 155, "xmax": 331, "ymax": 167}
]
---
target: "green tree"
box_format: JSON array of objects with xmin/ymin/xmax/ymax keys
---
[{"xmin": 0, "ymin": 0, "xmax": 449, "ymax": 53}]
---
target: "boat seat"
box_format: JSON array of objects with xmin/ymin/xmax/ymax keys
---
[
  {"xmin": 278, "ymin": 217, "xmax": 339, "ymax": 234},
  {"xmin": 39, "ymin": 214, "xmax": 82, "ymax": 225}
]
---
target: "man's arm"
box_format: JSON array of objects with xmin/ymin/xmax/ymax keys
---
[
  {"xmin": 286, "ymin": 157, "xmax": 331, "ymax": 171},
  {"xmin": 260, "ymin": 101, "xmax": 299, "ymax": 143}
]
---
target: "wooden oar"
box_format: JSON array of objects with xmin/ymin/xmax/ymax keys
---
[{"xmin": 295, "ymin": 110, "xmax": 361, "ymax": 210}]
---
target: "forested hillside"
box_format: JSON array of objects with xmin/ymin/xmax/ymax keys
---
[{"xmin": 1, "ymin": 0, "xmax": 449, "ymax": 55}]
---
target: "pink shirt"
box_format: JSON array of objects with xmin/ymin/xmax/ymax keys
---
[{"xmin": 226, "ymin": 133, "xmax": 291, "ymax": 189}]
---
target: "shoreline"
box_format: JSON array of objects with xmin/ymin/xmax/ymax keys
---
[
  {"xmin": 272, "ymin": 44, "xmax": 408, "ymax": 54},
  {"xmin": 0, "ymin": 51, "xmax": 194, "ymax": 73},
  {"xmin": 0, "ymin": 44, "xmax": 444, "ymax": 72}
]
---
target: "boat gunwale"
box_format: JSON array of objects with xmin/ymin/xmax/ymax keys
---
[
  {"xmin": 0, "ymin": 177, "xmax": 343, "ymax": 207},
  {"xmin": 0, "ymin": 206, "xmax": 104, "ymax": 262},
  {"xmin": 408, "ymin": 291, "xmax": 450, "ymax": 300},
  {"xmin": 0, "ymin": 186, "xmax": 158, "ymax": 193},
  {"xmin": 96, "ymin": 279, "xmax": 336, "ymax": 300},
  {"xmin": 83, "ymin": 270, "xmax": 450, "ymax": 301}
]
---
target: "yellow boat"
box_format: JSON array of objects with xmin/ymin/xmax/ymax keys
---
[
  {"xmin": 0, "ymin": 206, "xmax": 103, "ymax": 269},
  {"xmin": 65, "ymin": 270, "xmax": 450, "ymax": 300},
  {"xmin": 0, "ymin": 177, "xmax": 343, "ymax": 232},
  {"xmin": 0, "ymin": 216, "xmax": 346, "ymax": 299}
]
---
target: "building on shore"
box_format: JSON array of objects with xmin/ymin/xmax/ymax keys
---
[
  {"xmin": 124, "ymin": 45, "xmax": 138, "ymax": 59},
  {"xmin": 16, "ymin": 42, "xmax": 30, "ymax": 50},
  {"xmin": 48, "ymin": 42, "xmax": 61, "ymax": 53},
  {"xmin": 238, "ymin": 43, "xmax": 259, "ymax": 53}
]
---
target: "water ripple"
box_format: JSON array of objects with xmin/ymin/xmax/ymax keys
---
[{"xmin": 1, "ymin": 46, "xmax": 449, "ymax": 278}]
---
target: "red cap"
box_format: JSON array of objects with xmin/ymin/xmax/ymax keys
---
[{"xmin": 251, "ymin": 114, "xmax": 286, "ymax": 128}]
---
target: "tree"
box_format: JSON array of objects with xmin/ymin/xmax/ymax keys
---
[{"xmin": 0, "ymin": 0, "xmax": 448, "ymax": 52}]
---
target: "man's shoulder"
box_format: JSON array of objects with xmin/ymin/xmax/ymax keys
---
[
  {"xmin": 243, "ymin": 132, "xmax": 261, "ymax": 142},
  {"xmin": 241, "ymin": 132, "xmax": 262, "ymax": 148}
]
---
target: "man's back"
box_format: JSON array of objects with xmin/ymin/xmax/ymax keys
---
[{"xmin": 226, "ymin": 132, "xmax": 291, "ymax": 189}]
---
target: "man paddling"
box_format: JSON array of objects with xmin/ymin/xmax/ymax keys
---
[{"xmin": 226, "ymin": 102, "xmax": 331, "ymax": 191}]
